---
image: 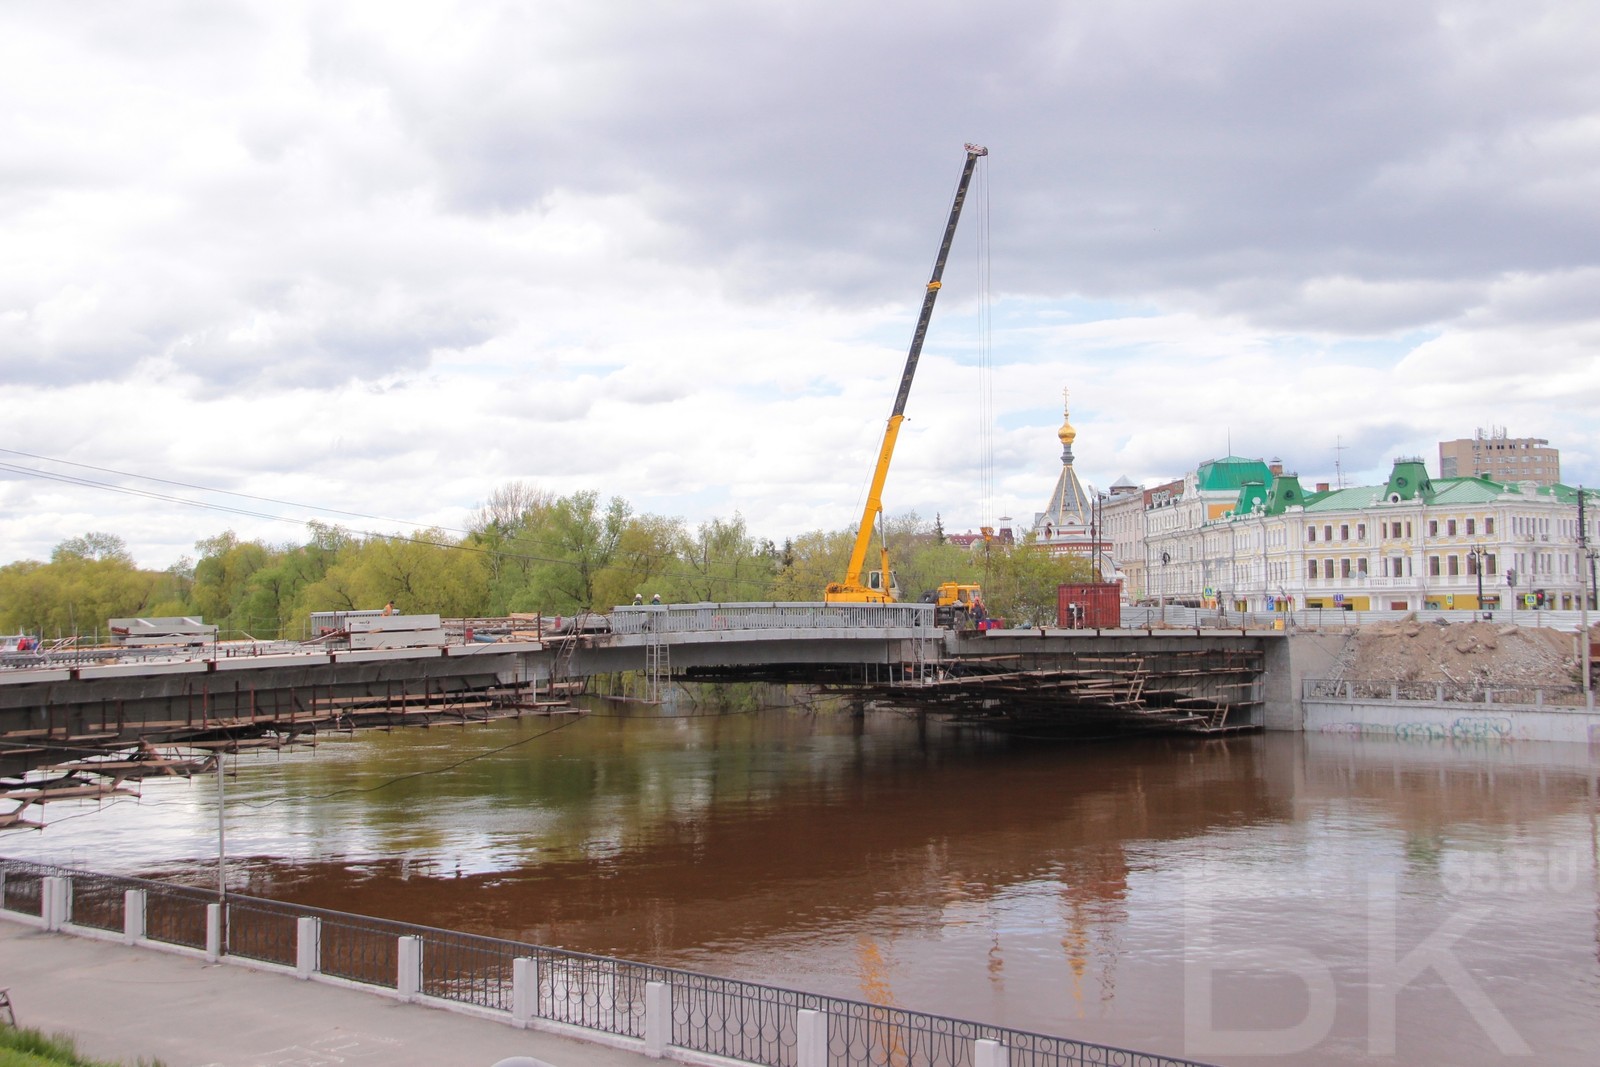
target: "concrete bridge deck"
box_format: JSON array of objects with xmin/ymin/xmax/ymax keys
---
[{"xmin": 1, "ymin": 603, "xmax": 1291, "ymax": 783}]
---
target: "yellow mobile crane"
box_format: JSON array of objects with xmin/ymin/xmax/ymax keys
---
[{"xmin": 824, "ymin": 143, "xmax": 988, "ymax": 604}]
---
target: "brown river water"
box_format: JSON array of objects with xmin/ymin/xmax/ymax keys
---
[{"xmin": 4, "ymin": 703, "xmax": 1598, "ymax": 1065}]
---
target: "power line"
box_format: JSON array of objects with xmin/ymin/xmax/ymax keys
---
[
  {"xmin": 0, "ymin": 446, "xmax": 443, "ymax": 534},
  {"xmin": 0, "ymin": 450, "xmax": 781, "ymax": 591}
]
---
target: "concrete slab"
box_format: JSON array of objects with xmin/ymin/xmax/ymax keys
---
[
  {"xmin": 0, "ymin": 668, "xmax": 73, "ymax": 685},
  {"xmin": 332, "ymin": 646, "xmax": 445, "ymax": 664},
  {"xmin": 0, "ymin": 919, "xmax": 660, "ymax": 1067},
  {"xmin": 77, "ymin": 660, "xmax": 209, "ymax": 679},
  {"xmin": 213, "ymin": 654, "xmax": 331, "ymax": 672}
]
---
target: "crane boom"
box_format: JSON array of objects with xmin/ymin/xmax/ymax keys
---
[{"xmin": 825, "ymin": 143, "xmax": 988, "ymax": 604}]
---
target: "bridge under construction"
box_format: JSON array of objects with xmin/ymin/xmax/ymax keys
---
[{"xmin": 1, "ymin": 604, "xmax": 1293, "ymax": 824}]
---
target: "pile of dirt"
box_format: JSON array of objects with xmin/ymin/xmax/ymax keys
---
[{"xmin": 1327, "ymin": 619, "xmax": 1591, "ymax": 688}]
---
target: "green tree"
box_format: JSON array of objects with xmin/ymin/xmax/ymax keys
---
[
  {"xmin": 351, "ymin": 530, "xmax": 490, "ymax": 617},
  {"xmin": 592, "ymin": 513, "xmax": 686, "ymax": 608},
  {"xmin": 190, "ymin": 532, "xmax": 273, "ymax": 633},
  {"xmin": 770, "ymin": 527, "xmax": 855, "ymax": 600},
  {"xmin": 1, "ymin": 537, "xmax": 162, "ymax": 638},
  {"xmin": 51, "ymin": 531, "xmax": 134, "ymax": 565},
  {"xmin": 678, "ymin": 513, "xmax": 776, "ymax": 603},
  {"xmin": 982, "ymin": 537, "xmax": 1095, "ymax": 626}
]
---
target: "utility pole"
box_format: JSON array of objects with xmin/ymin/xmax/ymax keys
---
[{"xmin": 1581, "ymin": 487, "xmax": 1591, "ymax": 695}]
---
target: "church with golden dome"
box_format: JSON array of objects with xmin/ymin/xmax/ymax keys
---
[{"xmin": 1032, "ymin": 389, "xmax": 1121, "ymax": 577}]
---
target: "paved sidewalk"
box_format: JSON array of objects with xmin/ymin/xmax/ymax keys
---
[{"xmin": 1, "ymin": 919, "xmax": 663, "ymax": 1067}]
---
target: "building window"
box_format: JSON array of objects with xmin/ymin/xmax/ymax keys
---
[
  {"xmin": 1429, "ymin": 556, "xmax": 1441, "ymax": 577},
  {"xmin": 1485, "ymin": 517, "xmax": 1495, "ymax": 535},
  {"xmin": 1357, "ymin": 523, "xmax": 1366, "ymax": 540},
  {"xmin": 1308, "ymin": 527, "xmax": 1317, "ymax": 542},
  {"xmin": 1428, "ymin": 520, "xmax": 1438, "ymax": 536},
  {"xmin": 1447, "ymin": 519, "xmax": 1457, "ymax": 536},
  {"xmin": 1307, "ymin": 560, "xmax": 1318, "ymax": 580},
  {"xmin": 1448, "ymin": 555, "xmax": 1459, "ymax": 576},
  {"xmin": 1340, "ymin": 524, "xmax": 1349, "ymax": 541},
  {"xmin": 1406, "ymin": 522, "xmax": 1412, "ymax": 537},
  {"xmin": 1486, "ymin": 553, "xmax": 1497, "ymax": 575},
  {"xmin": 1324, "ymin": 559, "xmax": 1334, "ymax": 579},
  {"xmin": 1341, "ymin": 559, "xmax": 1351, "ymax": 578},
  {"xmin": 1358, "ymin": 557, "xmax": 1368, "ymax": 576},
  {"xmin": 1324, "ymin": 525, "xmax": 1333, "ymax": 542},
  {"xmin": 1466, "ymin": 518, "xmax": 1475, "ymax": 535}
]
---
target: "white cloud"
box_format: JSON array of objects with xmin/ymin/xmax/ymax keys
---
[{"xmin": 2, "ymin": 0, "xmax": 1599, "ymax": 567}]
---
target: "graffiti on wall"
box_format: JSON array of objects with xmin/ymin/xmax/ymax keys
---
[{"xmin": 1318, "ymin": 717, "xmax": 1516, "ymax": 741}]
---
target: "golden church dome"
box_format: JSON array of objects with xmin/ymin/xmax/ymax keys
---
[{"xmin": 1057, "ymin": 389, "xmax": 1076, "ymax": 447}]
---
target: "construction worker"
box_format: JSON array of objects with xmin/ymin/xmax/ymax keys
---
[
  {"xmin": 633, "ymin": 593, "xmax": 644, "ymax": 605},
  {"xmin": 651, "ymin": 593, "xmax": 662, "ymax": 605}
]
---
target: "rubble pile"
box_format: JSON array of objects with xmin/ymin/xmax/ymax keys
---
[{"xmin": 1327, "ymin": 619, "xmax": 1589, "ymax": 689}]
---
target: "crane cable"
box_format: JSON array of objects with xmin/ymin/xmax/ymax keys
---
[{"xmin": 975, "ymin": 157, "xmax": 995, "ymax": 532}]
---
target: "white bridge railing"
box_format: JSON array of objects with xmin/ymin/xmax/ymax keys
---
[{"xmin": 607, "ymin": 602, "xmax": 935, "ymax": 636}]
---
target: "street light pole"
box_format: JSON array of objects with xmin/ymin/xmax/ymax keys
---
[
  {"xmin": 1580, "ymin": 487, "xmax": 1591, "ymax": 695},
  {"xmin": 1472, "ymin": 544, "xmax": 1485, "ymax": 620}
]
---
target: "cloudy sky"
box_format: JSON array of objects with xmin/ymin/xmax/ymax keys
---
[{"xmin": 3, "ymin": 0, "xmax": 1598, "ymax": 568}]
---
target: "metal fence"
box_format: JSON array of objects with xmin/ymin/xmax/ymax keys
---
[
  {"xmin": 1123, "ymin": 606, "xmax": 1596, "ymax": 633},
  {"xmin": 608, "ymin": 603, "xmax": 937, "ymax": 637},
  {"xmin": 0, "ymin": 858, "xmax": 1213, "ymax": 1067},
  {"xmin": 1304, "ymin": 677, "xmax": 1594, "ymax": 708}
]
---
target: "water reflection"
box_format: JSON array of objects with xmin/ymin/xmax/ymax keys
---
[{"xmin": 4, "ymin": 706, "xmax": 1597, "ymax": 1065}]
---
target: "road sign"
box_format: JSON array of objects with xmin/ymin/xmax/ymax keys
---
[{"xmin": 1333, "ymin": 594, "xmax": 1344, "ymax": 605}]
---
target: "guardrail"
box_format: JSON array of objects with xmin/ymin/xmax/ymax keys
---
[
  {"xmin": 1304, "ymin": 678, "xmax": 1595, "ymax": 709},
  {"xmin": 0, "ymin": 858, "xmax": 1212, "ymax": 1067},
  {"xmin": 608, "ymin": 602, "xmax": 937, "ymax": 637},
  {"xmin": 1121, "ymin": 607, "xmax": 1596, "ymax": 633}
]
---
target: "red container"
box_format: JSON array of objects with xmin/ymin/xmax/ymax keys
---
[{"xmin": 1057, "ymin": 583, "xmax": 1121, "ymax": 629}]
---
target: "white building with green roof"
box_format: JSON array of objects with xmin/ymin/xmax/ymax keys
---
[{"xmin": 1142, "ymin": 456, "xmax": 1598, "ymax": 614}]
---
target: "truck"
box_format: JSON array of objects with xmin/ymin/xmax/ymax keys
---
[
  {"xmin": 920, "ymin": 582, "xmax": 986, "ymax": 628},
  {"xmin": 824, "ymin": 144, "xmax": 989, "ymax": 609}
]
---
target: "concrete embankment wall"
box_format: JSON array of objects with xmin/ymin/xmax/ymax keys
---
[
  {"xmin": 1304, "ymin": 697, "xmax": 1600, "ymax": 744},
  {"xmin": 1263, "ymin": 630, "xmax": 1350, "ymax": 731}
]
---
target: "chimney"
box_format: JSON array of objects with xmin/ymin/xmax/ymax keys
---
[
  {"xmin": 1316, "ymin": 482, "xmax": 1330, "ymax": 492},
  {"xmin": 1269, "ymin": 457, "xmax": 1284, "ymax": 476}
]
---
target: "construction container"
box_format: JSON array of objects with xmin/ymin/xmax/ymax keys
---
[{"xmin": 1057, "ymin": 584, "xmax": 1121, "ymax": 630}]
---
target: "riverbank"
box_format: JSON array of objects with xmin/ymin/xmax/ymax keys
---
[{"xmin": 0, "ymin": 918, "xmax": 654, "ymax": 1067}]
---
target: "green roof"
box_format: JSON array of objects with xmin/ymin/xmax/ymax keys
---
[
  {"xmin": 1264, "ymin": 473, "xmax": 1307, "ymax": 514},
  {"xmin": 1195, "ymin": 456, "xmax": 1273, "ymax": 492},
  {"xmin": 1303, "ymin": 486, "xmax": 1382, "ymax": 512},
  {"xmin": 1428, "ymin": 477, "xmax": 1505, "ymax": 504},
  {"xmin": 1383, "ymin": 459, "xmax": 1436, "ymax": 502}
]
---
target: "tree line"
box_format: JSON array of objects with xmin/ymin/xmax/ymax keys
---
[{"xmin": 0, "ymin": 482, "xmax": 1091, "ymax": 641}]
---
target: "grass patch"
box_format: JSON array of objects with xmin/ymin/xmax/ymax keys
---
[{"xmin": 0, "ymin": 1026, "xmax": 164, "ymax": 1067}]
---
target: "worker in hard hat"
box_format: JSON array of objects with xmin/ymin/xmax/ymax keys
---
[
  {"xmin": 651, "ymin": 593, "xmax": 662, "ymax": 605},
  {"xmin": 633, "ymin": 593, "xmax": 643, "ymax": 605}
]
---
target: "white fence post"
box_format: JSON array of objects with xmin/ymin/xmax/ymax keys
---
[
  {"xmin": 644, "ymin": 980, "xmax": 670, "ymax": 1057},
  {"xmin": 397, "ymin": 935, "xmax": 422, "ymax": 999},
  {"xmin": 512, "ymin": 956, "xmax": 537, "ymax": 1026},
  {"xmin": 796, "ymin": 1008, "xmax": 828, "ymax": 1067},
  {"xmin": 123, "ymin": 889, "xmax": 146, "ymax": 944},
  {"xmin": 975, "ymin": 1039, "xmax": 1009, "ymax": 1067},
  {"xmin": 205, "ymin": 903, "xmax": 222, "ymax": 962},
  {"xmin": 42, "ymin": 876, "xmax": 67, "ymax": 930},
  {"xmin": 296, "ymin": 916, "xmax": 320, "ymax": 979}
]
